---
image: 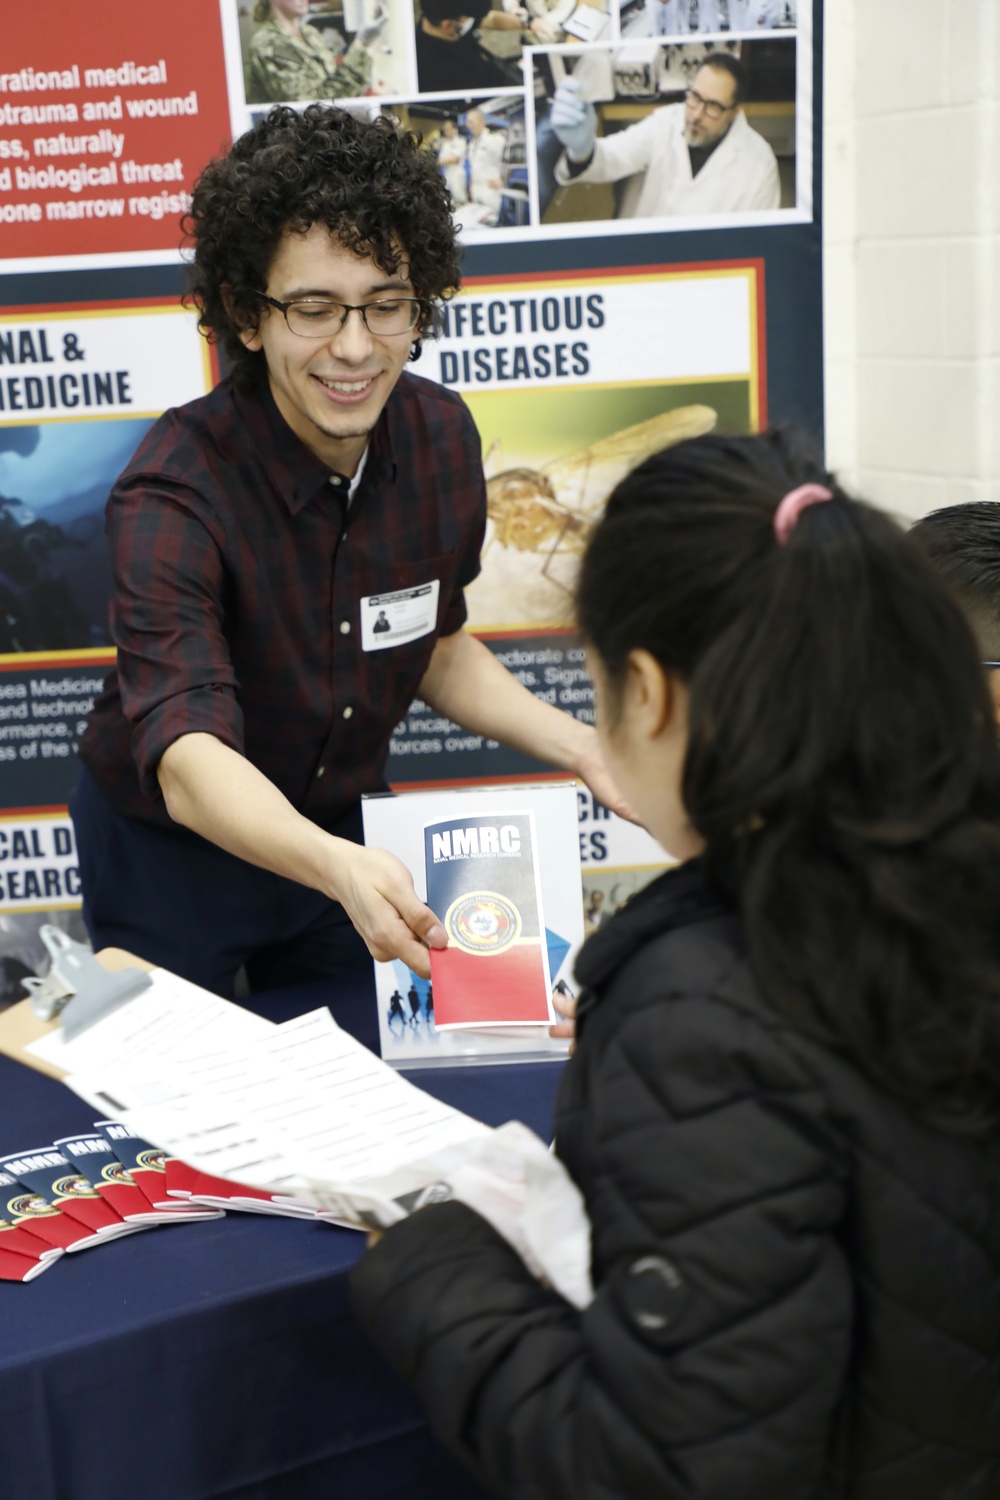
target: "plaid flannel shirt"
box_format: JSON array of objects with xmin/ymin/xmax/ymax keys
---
[{"xmin": 79, "ymin": 372, "xmax": 486, "ymax": 829}]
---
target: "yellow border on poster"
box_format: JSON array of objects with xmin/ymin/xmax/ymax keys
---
[
  {"xmin": 450, "ymin": 264, "xmax": 761, "ymax": 431},
  {"xmin": 0, "ymin": 303, "xmax": 215, "ymax": 425},
  {"xmin": 0, "ymin": 809, "xmax": 80, "ymax": 917},
  {"xmin": 0, "ymin": 648, "xmax": 115, "ymax": 668}
]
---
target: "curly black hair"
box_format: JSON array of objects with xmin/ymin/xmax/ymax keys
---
[{"xmin": 184, "ymin": 105, "xmax": 462, "ymax": 388}]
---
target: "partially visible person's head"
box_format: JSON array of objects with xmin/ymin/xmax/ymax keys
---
[
  {"xmin": 683, "ymin": 54, "xmax": 748, "ymax": 147},
  {"xmin": 577, "ymin": 430, "xmax": 1000, "ymax": 1139},
  {"xmin": 420, "ymin": 0, "xmax": 491, "ymax": 38},
  {"xmin": 442, "ymin": 117, "xmax": 458, "ymax": 136},
  {"xmin": 466, "ymin": 108, "xmax": 486, "ymax": 136},
  {"xmin": 253, "ymin": 0, "xmax": 308, "ymax": 21},
  {"xmin": 185, "ymin": 105, "xmax": 461, "ymax": 390},
  {"xmin": 910, "ymin": 503, "xmax": 1000, "ymax": 723}
]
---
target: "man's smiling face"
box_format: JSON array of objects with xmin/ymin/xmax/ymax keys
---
[{"xmin": 242, "ymin": 223, "xmax": 419, "ymax": 472}]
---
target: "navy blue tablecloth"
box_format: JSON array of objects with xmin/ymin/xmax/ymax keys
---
[{"xmin": 0, "ymin": 973, "xmax": 565, "ymax": 1500}]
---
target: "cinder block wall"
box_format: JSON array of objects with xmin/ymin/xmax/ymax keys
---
[{"xmin": 823, "ymin": 0, "xmax": 1000, "ymax": 518}]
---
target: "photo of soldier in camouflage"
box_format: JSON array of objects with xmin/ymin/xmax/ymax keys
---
[{"xmin": 242, "ymin": 0, "xmax": 398, "ymax": 104}]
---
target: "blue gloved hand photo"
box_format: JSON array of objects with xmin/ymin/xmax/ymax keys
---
[
  {"xmin": 550, "ymin": 77, "xmax": 597, "ymax": 163},
  {"xmin": 357, "ymin": 6, "xmax": 388, "ymax": 46}
]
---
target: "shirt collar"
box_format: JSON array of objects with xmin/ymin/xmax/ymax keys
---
[
  {"xmin": 333, "ymin": 441, "xmax": 370, "ymax": 507},
  {"xmin": 233, "ymin": 376, "xmax": 398, "ymax": 517}
]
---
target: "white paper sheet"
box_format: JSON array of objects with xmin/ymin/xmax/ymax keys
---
[
  {"xmin": 28, "ymin": 968, "xmax": 273, "ymax": 1073},
  {"xmin": 44, "ymin": 975, "xmax": 593, "ymax": 1303},
  {"xmin": 61, "ymin": 1006, "xmax": 488, "ymax": 1203}
]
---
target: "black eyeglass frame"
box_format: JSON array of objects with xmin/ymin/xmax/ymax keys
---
[
  {"xmin": 684, "ymin": 87, "xmax": 738, "ymax": 122},
  {"xmin": 255, "ymin": 292, "xmax": 428, "ymax": 338}
]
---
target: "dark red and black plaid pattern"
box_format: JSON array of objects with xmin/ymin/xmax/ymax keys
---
[{"xmin": 80, "ymin": 372, "xmax": 486, "ymax": 829}]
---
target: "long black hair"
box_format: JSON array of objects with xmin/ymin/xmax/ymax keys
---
[{"xmin": 577, "ymin": 429, "xmax": 1000, "ymax": 1140}]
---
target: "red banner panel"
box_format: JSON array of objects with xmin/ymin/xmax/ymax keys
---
[{"xmin": 1, "ymin": 0, "xmax": 231, "ymax": 264}]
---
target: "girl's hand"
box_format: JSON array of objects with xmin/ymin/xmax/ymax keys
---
[{"xmin": 549, "ymin": 988, "xmax": 577, "ymax": 1053}]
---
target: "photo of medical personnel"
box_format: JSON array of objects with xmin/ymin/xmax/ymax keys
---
[
  {"xmin": 619, "ymin": 0, "xmax": 796, "ymax": 38},
  {"xmin": 235, "ymin": 0, "xmax": 409, "ymax": 104},
  {"xmin": 533, "ymin": 36, "xmax": 797, "ymax": 227},
  {"xmin": 413, "ymin": 0, "xmax": 609, "ymax": 97},
  {"xmin": 382, "ymin": 97, "xmax": 530, "ymax": 231}
]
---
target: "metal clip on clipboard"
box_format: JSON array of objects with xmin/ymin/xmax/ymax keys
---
[{"xmin": 21, "ymin": 926, "xmax": 153, "ymax": 1041}]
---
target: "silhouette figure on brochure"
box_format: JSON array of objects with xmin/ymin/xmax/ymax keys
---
[{"xmin": 388, "ymin": 988, "xmax": 406, "ymax": 1034}]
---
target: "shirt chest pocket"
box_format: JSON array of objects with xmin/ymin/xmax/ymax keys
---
[{"xmin": 357, "ymin": 554, "xmax": 454, "ymax": 658}]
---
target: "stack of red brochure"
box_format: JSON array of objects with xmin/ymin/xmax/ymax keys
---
[
  {"xmin": 0, "ymin": 1109, "xmax": 365, "ymax": 1282},
  {"xmin": 0, "ymin": 1120, "xmax": 223, "ymax": 1283}
]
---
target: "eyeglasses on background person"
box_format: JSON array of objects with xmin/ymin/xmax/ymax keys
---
[{"xmin": 684, "ymin": 87, "xmax": 737, "ymax": 121}]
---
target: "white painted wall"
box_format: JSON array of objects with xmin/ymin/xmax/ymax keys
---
[{"xmin": 823, "ymin": 0, "xmax": 1000, "ymax": 519}]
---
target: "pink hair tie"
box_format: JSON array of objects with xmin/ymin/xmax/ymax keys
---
[{"xmin": 773, "ymin": 483, "xmax": 833, "ymax": 544}]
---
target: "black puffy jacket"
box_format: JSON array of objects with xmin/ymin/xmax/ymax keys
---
[{"xmin": 350, "ymin": 862, "xmax": 1000, "ymax": 1498}]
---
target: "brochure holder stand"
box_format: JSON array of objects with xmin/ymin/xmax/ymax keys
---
[{"xmin": 361, "ymin": 782, "xmax": 583, "ymax": 1069}]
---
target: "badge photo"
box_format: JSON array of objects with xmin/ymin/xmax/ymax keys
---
[{"xmin": 360, "ymin": 581, "xmax": 440, "ymax": 652}]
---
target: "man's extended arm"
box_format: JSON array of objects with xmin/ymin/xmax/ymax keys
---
[
  {"xmin": 418, "ymin": 628, "xmax": 630, "ymax": 818},
  {"xmin": 157, "ymin": 734, "xmax": 446, "ymax": 978},
  {"xmin": 156, "ymin": 633, "xmax": 628, "ymax": 976},
  {"xmin": 553, "ymin": 106, "xmax": 663, "ymax": 189}
]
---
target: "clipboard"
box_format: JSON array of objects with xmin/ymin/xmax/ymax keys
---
[{"xmin": 0, "ymin": 949, "xmax": 154, "ymax": 1082}]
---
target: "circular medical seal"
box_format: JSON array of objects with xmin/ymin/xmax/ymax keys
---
[
  {"xmin": 102, "ymin": 1161, "xmax": 134, "ymax": 1186},
  {"xmin": 53, "ymin": 1174, "xmax": 98, "ymax": 1199},
  {"xmin": 445, "ymin": 891, "xmax": 522, "ymax": 956},
  {"xmin": 9, "ymin": 1192, "xmax": 56, "ymax": 1218}
]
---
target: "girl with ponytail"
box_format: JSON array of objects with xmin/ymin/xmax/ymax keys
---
[{"xmin": 351, "ymin": 430, "xmax": 1000, "ymax": 1498}]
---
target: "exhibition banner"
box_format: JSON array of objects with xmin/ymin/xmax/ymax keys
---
[
  {"xmin": 0, "ymin": 813, "xmax": 78, "ymax": 913},
  {"xmin": 0, "ymin": 0, "xmax": 231, "ymax": 271},
  {"xmin": 219, "ymin": 3, "xmax": 809, "ymax": 246},
  {"xmin": 414, "ymin": 261, "xmax": 762, "ymax": 629},
  {"xmin": 0, "ymin": 298, "xmax": 215, "ymax": 982},
  {"xmin": 1, "ymin": 0, "xmax": 823, "ymax": 998},
  {"xmin": 0, "ymin": 302, "xmax": 216, "ymax": 425}
]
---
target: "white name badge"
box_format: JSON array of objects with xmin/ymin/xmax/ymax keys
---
[{"xmin": 361, "ymin": 580, "xmax": 440, "ymax": 652}]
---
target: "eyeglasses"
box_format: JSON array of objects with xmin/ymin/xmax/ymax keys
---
[
  {"xmin": 684, "ymin": 87, "xmax": 737, "ymax": 122},
  {"xmin": 257, "ymin": 293, "xmax": 425, "ymax": 338}
]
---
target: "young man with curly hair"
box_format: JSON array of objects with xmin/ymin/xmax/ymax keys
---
[{"xmin": 72, "ymin": 106, "xmax": 623, "ymax": 997}]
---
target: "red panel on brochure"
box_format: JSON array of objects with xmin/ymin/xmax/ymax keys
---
[
  {"xmin": 0, "ymin": 1217, "xmax": 61, "ymax": 1263},
  {"xmin": 0, "ymin": 1171, "xmax": 105, "ymax": 1252},
  {"xmin": 0, "ymin": 1246, "xmax": 51, "ymax": 1282},
  {"xmin": 429, "ymin": 942, "xmax": 552, "ymax": 1027},
  {"xmin": 187, "ymin": 1172, "xmax": 275, "ymax": 1205},
  {"xmin": 56, "ymin": 1134, "xmax": 164, "ymax": 1221}
]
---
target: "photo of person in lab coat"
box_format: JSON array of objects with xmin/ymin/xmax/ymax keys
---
[
  {"xmin": 728, "ymin": 0, "xmax": 796, "ymax": 28},
  {"xmin": 436, "ymin": 116, "xmax": 469, "ymax": 203},
  {"xmin": 546, "ymin": 47, "xmax": 785, "ymax": 222},
  {"xmin": 376, "ymin": 97, "xmax": 526, "ymax": 235},
  {"xmin": 466, "ymin": 106, "xmax": 507, "ymax": 214}
]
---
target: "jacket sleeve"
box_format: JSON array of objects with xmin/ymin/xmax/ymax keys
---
[{"xmin": 349, "ymin": 990, "xmax": 852, "ymax": 1500}]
